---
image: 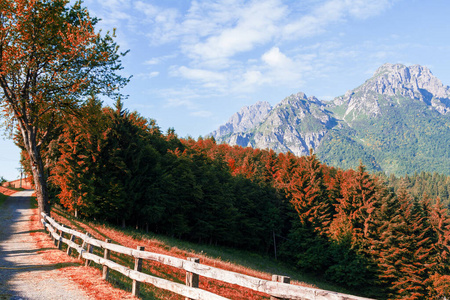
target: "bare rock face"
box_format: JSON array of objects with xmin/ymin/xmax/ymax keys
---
[
  {"xmin": 333, "ymin": 63, "xmax": 450, "ymax": 122},
  {"xmin": 214, "ymin": 93, "xmax": 336, "ymax": 156},
  {"xmin": 210, "ymin": 101, "xmax": 272, "ymax": 139}
]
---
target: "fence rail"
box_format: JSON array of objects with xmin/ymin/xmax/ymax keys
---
[{"xmin": 41, "ymin": 213, "xmax": 373, "ymax": 300}]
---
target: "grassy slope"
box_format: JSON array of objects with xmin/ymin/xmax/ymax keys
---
[
  {"xmin": 0, "ymin": 186, "xmax": 17, "ymax": 206},
  {"xmin": 49, "ymin": 205, "xmax": 363, "ymax": 299},
  {"xmin": 0, "ymin": 193, "xmax": 6, "ymax": 207},
  {"xmin": 320, "ymin": 98, "xmax": 450, "ymax": 175}
]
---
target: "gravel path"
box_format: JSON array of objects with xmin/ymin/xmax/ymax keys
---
[{"xmin": 0, "ymin": 190, "xmax": 90, "ymax": 300}]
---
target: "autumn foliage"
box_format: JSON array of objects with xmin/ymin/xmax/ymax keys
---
[
  {"xmin": 33, "ymin": 98, "xmax": 450, "ymax": 299},
  {"xmin": 0, "ymin": 0, "xmax": 128, "ymax": 216}
]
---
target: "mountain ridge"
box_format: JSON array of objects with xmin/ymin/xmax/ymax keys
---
[{"xmin": 211, "ymin": 63, "xmax": 450, "ymax": 175}]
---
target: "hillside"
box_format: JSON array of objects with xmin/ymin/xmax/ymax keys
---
[
  {"xmin": 46, "ymin": 203, "xmax": 357, "ymax": 299},
  {"xmin": 34, "ymin": 92, "xmax": 450, "ymax": 299},
  {"xmin": 211, "ymin": 63, "xmax": 450, "ymax": 175}
]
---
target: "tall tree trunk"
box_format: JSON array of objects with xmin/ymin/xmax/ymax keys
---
[
  {"xmin": 20, "ymin": 122, "xmax": 50, "ymax": 216},
  {"xmin": 30, "ymin": 156, "xmax": 50, "ymax": 216}
]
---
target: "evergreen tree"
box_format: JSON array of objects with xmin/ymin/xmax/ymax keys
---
[
  {"xmin": 334, "ymin": 163, "xmax": 379, "ymax": 247},
  {"xmin": 48, "ymin": 97, "xmax": 105, "ymax": 217},
  {"xmin": 288, "ymin": 151, "xmax": 333, "ymax": 235},
  {"xmin": 374, "ymin": 188, "xmax": 436, "ymax": 299},
  {"xmin": 429, "ymin": 198, "xmax": 450, "ymax": 298}
]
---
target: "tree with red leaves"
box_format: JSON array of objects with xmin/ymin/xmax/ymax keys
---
[
  {"xmin": 428, "ymin": 198, "xmax": 450, "ymax": 298},
  {"xmin": 48, "ymin": 97, "xmax": 106, "ymax": 217},
  {"xmin": 373, "ymin": 187, "xmax": 437, "ymax": 299},
  {"xmin": 288, "ymin": 151, "xmax": 333, "ymax": 235},
  {"xmin": 0, "ymin": 0, "xmax": 128, "ymax": 215},
  {"xmin": 333, "ymin": 163, "xmax": 379, "ymax": 246}
]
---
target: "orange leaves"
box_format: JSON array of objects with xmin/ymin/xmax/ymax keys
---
[{"xmin": 430, "ymin": 273, "xmax": 450, "ymax": 298}]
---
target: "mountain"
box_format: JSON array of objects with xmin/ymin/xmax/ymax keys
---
[
  {"xmin": 210, "ymin": 101, "xmax": 272, "ymax": 140},
  {"xmin": 211, "ymin": 63, "xmax": 450, "ymax": 175}
]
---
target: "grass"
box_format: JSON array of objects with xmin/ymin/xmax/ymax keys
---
[
  {"xmin": 0, "ymin": 193, "xmax": 7, "ymax": 207},
  {"xmin": 50, "ymin": 207, "xmax": 178, "ymax": 299},
  {"xmin": 30, "ymin": 196, "xmax": 38, "ymax": 209},
  {"xmin": 47, "ymin": 205, "xmax": 362, "ymax": 299},
  {"xmin": 8, "ymin": 186, "xmax": 25, "ymax": 191},
  {"xmin": 123, "ymin": 229, "xmax": 356, "ymax": 295}
]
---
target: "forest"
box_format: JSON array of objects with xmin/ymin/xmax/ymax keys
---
[
  {"xmin": 17, "ymin": 98, "xmax": 450, "ymax": 299},
  {"xmin": 318, "ymin": 99, "xmax": 450, "ymax": 176}
]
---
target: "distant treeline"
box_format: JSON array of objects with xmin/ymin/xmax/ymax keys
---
[
  {"xmin": 20, "ymin": 99, "xmax": 450, "ymax": 299},
  {"xmin": 383, "ymin": 172, "xmax": 450, "ymax": 205}
]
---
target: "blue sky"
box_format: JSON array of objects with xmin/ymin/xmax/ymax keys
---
[{"xmin": 1, "ymin": 0, "xmax": 450, "ymax": 181}]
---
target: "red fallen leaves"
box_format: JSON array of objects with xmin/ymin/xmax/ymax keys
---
[
  {"xmin": 48, "ymin": 210, "xmax": 315, "ymax": 300},
  {"xmin": 29, "ymin": 207, "xmax": 134, "ymax": 299},
  {"xmin": 0, "ymin": 186, "xmax": 16, "ymax": 196}
]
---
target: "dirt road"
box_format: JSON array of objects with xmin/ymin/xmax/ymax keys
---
[{"xmin": 0, "ymin": 190, "xmax": 90, "ymax": 300}]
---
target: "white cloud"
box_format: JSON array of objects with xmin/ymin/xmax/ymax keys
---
[
  {"xmin": 242, "ymin": 70, "xmax": 264, "ymax": 86},
  {"xmin": 86, "ymin": 0, "xmax": 133, "ymax": 25},
  {"xmin": 136, "ymin": 72, "xmax": 159, "ymax": 79},
  {"xmin": 191, "ymin": 110, "xmax": 213, "ymax": 118},
  {"xmin": 159, "ymin": 89, "xmax": 213, "ymax": 119},
  {"xmin": 186, "ymin": 0, "xmax": 287, "ymax": 63},
  {"xmin": 172, "ymin": 66, "xmax": 228, "ymax": 88},
  {"xmin": 134, "ymin": 1, "xmax": 158, "ymax": 17},
  {"xmin": 144, "ymin": 59, "xmax": 160, "ymax": 65},
  {"xmin": 262, "ymin": 47, "xmax": 292, "ymax": 68},
  {"xmin": 143, "ymin": 54, "xmax": 177, "ymax": 66},
  {"xmin": 282, "ymin": 0, "xmax": 393, "ymax": 39},
  {"xmin": 164, "ymin": 98, "xmax": 196, "ymax": 109},
  {"xmin": 347, "ymin": 0, "xmax": 393, "ymax": 19},
  {"xmin": 86, "ymin": 0, "xmax": 396, "ymax": 103}
]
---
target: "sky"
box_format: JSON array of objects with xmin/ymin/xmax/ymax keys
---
[{"xmin": 1, "ymin": 0, "xmax": 450, "ymax": 181}]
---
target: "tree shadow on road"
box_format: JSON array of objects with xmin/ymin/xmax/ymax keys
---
[{"xmin": 0, "ymin": 191, "xmax": 83, "ymax": 299}]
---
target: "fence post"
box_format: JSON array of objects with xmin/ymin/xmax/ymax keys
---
[
  {"xmin": 53, "ymin": 227, "xmax": 60, "ymax": 246},
  {"xmin": 185, "ymin": 257, "xmax": 200, "ymax": 300},
  {"xmin": 67, "ymin": 234, "xmax": 75, "ymax": 256},
  {"xmin": 270, "ymin": 275, "xmax": 291, "ymax": 300},
  {"xmin": 42, "ymin": 214, "xmax": 48, "ymax": 233},
  {"xmin": 78, "ymin": 233, "xmax": 86, "ymax": 260},
  {"xmin": 57, "ymin": 225, "xmax": 64, "ymax": 250},
  {"xmin": 102, "ymin": 239, "xmax": 111, "ymax": 280},
  {"xmin": 84, "ymin": 233, "xmax": 94, "ymax": 266},
  {"xmin": 48, "ymin": 222, "xmax": 52, "ymax": 237},
  {"xmin": 132, "ymin": 246, "xmax": 145, "ymax": 297}
]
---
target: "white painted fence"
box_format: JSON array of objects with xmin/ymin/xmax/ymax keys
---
[{"xmin": 41, "ymin": 213, "xmax": 373, "ymax": 300}]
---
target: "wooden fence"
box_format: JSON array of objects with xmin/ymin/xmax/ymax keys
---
[{"xmin": 41, "ymin": 213, "xmax": 374, "ymax": 300}]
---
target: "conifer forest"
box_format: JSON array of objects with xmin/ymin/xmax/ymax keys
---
[{"xmin": 16, "ymin": 98, "xmax": 450, "ymax": 299}]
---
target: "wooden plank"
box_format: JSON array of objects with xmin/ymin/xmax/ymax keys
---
[
  {"xmin": 131, "ymin": 249, "xmax": 185, "ymax": 268},
  {"xmin": 63, "ymin": 237, "xmax": 83, "ymax": 255},
  {"xmin": 104, "ymin": 242, "xmax": 134, "ymax": 255},
  {"xmin": 82, "ymin": 252, "xmax": 132, "ymax": 276},
  {"xmin": 42, "ymin": 213, "xmax": 373, "ymax": 300},
  {"xmin": 129, "ymin": 269, "xmax": 229, "ymax": 300},
  {"xmin": 42, "ymin": 213, "xmax": 89, "ymax": 242},
  {"xmin": 79, "ymin": 251, "xmax": 228, "ymax": 300}
]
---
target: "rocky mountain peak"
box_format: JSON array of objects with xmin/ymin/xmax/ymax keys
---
[
  {"xmin": 371, "ymin": 63, "xmax": 445, "ymax": 95},
  {"xmin": 370, "ymin": 63, "xmax": 446, "ymax": 96},
  {"xmin": 210, "ymin": 101, "xmax": 272, "ymax": 139},
  {"xmin": 333, "ymin": 63, "xmax": 450, "ymax": 120}
]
